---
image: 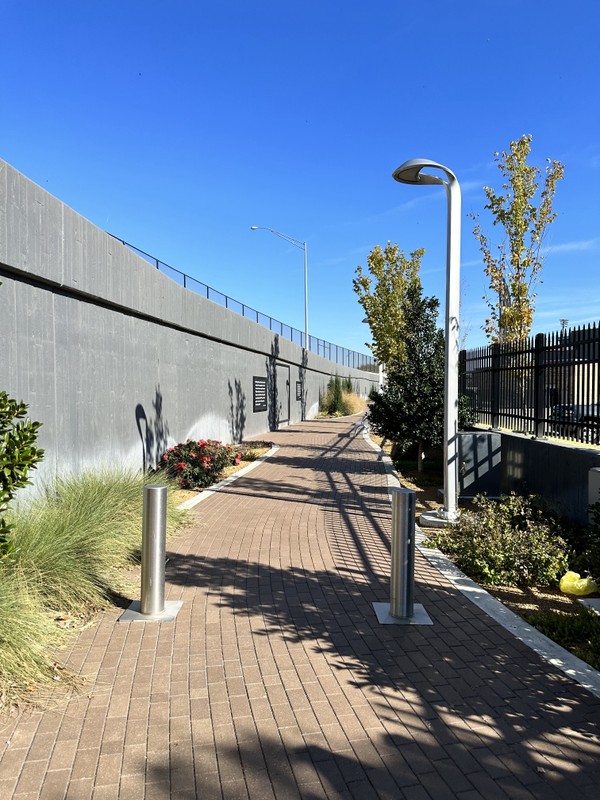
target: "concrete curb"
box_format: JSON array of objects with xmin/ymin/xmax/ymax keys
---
[
  {"xmin": 363, "ymin": 430, "xmax": 600, "ymax": 699},
  {"xmin": 177, "ymin": 445, "xmax": 280, "ymax": 509}
]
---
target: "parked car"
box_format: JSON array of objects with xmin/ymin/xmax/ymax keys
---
[{"xmin": 549, "ymin": 403, "xmax": 600, "ymax": 444}]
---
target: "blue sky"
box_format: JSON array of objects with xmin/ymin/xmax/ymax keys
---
[{"xmin": 3, "ymin": 1, "xmax": 599, "ymax": 354}]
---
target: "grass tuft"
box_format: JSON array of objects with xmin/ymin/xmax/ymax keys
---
[
  {"xmin": 0, "ymin": 568, "xmax": 67, "ymax": 700},
  {"xmin": 1, "ymin": 469, "xmax": 188, "ymax": 707},
  {"xmin": 9, "ymin": 470, "xmax": 187, "ymax": 612}
]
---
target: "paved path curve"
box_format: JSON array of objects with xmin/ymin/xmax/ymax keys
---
[{"xmin": 1, "ymin": 417, "xmax": 599, "ymax": 799}]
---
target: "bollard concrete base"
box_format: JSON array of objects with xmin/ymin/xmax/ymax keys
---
[
  {"xmin": 373, "ymin": 602, "xmax": 433, "ymax": 626},
  {"xmin": 118, "ymin": 599, "xmax": 183, "ymax": 623},
  {"xmin": 419, "ymin": 509, "xmax": 458, "ymax": 529}
]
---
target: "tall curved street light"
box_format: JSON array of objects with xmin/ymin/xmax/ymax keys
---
[
  {"xmin": 392, "ymin": 159, "xmax": 461, "ymax": 525},
  {"xmin": 250, "ymin": 226, "xmax": 309, "ymax": 351}
]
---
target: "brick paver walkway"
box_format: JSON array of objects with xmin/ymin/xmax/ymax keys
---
[{"xmin": 1, "ymin": 417, "xmax": 600, "ymax": 799}]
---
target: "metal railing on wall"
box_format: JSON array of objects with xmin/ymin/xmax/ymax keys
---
[
  {"xmin": 460, "ymin": 323, "xmax": 600, "ymax": 445},
  {"xmin": 109, "ymin": 235, "xmax": 377, "ymax": 373}
]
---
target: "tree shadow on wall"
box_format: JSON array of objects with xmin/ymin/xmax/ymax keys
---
[
  {"xmin": 228, "ymin": 378, "xmax": 246, "ymax": 443},
  {"xmin": 299, "ymin": 346, "xmax": 308, "ymax": 421},
  {"xmin": 135, "ymin": 384, "xmax": 170, "ymax": 471},
  {"xmin": 267, "ymin": 335, "xmax": 280, "ymax": 431}
]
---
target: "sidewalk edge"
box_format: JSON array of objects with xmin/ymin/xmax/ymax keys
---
[
  {"xmin": 363, "ymin": 431, "xmax": 600, "ymax": 700},
  {"xmin": 177, "ymin": 446, "xmax": 280, "ymax": 509}
]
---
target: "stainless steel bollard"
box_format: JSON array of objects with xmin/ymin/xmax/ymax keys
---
[
  {"xmin": 140, "ymin": 485, "xmax": 168, "ymax": 616},
  {"xmin": 389, "ymin": 487, "xmax": 415, "ymax": 619}
]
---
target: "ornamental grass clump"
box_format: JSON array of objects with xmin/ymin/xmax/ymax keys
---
[
  {"xmin": 8, "ymin": 470, "xmax": 187, "ymax": 612},
  {"xmin": 235, "ymin": 440, "xmax": 274, "ymax": 462},
  {"xmin": 319, "ymin": 375, "xmax": 365, "ymax": 417},
  {"xmin": 0, "ymin": 567, "xmax": 66, "ymax": 700},
  {"xmin": 427, "ymin": 493, "xmax": 569, "ymax": 587},
  {"xmin": 158, "ymin": 439, "xmax": 238, "ymax": 489},
  {"xmin": 1, "ymin": 469, "xmax": 187, "ymax": 705}
]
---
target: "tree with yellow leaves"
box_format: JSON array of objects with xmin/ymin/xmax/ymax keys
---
[
  {"xmin": 353, "ymin": 242, "xmax": 424, "ymax": 366},
  {"xmin": 473, "ymin": 135, "xmax": 564, "ymax": 343}
]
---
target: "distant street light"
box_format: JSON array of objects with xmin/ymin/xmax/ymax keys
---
[
  {"xmin": 250, "ymin": 226, "xmax": 309, "ymax": 351},
  {"xmin": 392, "ymin": 159, "xmax": 461, "ymax": 525}
]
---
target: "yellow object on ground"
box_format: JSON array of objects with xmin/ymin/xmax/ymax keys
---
[{"xmin": 559, "ymin": 571, "xmax": 599, "ymax": 596}]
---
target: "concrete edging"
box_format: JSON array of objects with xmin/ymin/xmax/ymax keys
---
[
  {"xmin": 177, "ymin": 446, "xmax": 280, "ymax": 509},
  {"xmin": 363, "ymin": 430, "xmax": 600, "ymax": 700}
]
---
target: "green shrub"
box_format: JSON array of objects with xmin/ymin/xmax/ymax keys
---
[
  {"xmin": 523, "ymin": 607, "xmax": 600, "ymax": 671},
  {"xmin": 562, "ymin": 502, "xmax": 600, "ymax": 583},
  {"xmin": 0, "ymin": 392, "xmax": 44, "ymax": 557},
  {"xmin": 158, "ymin": 439, "xmax": 237, "ymax": 489},
  {"xmin": 458, "ymin": 393, "xmax": 478, "ymax": 428},
  {"xmin": 427, "ymin": 493, "xmax": 569, "ymax": 586}
]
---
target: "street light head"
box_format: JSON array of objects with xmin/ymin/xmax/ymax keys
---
[
  {"xmin": 250, "ymin": 226, "xmax": 259, "ymax": 230},
  {"xmin": 392, "ymin": 158, "xmax": 454, "ymax": 186}
]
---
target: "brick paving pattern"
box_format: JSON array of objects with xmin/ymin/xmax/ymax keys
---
[{"xmin": 1, "ymin": 417, "xmax": 599, "ymax": 799}]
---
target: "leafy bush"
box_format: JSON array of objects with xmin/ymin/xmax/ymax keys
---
[
  {"xmin": 427, "ymin": 493, "xmax": 569, "ymax": 586},
  {"xmin": 158, "ymin": 439, "xmax": 237, "ymax": 488},
  {"xmin": 562, "ymin": 502, "xmax": 600, "ymax": 583},
  {"xmin": 458, "ymin": 393, "xmax": 478, "ymax": 429},
  {"xmin": 523, "ymin": 607, "xmax": 600, "ymax": 671},
  {"xmin": 0, "ymin": 392, "xmax": 44, "ymax": 555}
]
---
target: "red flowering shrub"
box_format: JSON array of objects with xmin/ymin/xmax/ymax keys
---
[{"xmin": 158, "ymin": 439, "xmax": 236, "ymax": 489}]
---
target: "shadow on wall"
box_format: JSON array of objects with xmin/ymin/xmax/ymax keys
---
[
  {"xmin": 135, "ymin": 385, "xmax": 170, "ymax": 471},
  {"xmin": 299, "ymin": 347, "xmax": 308, "ymax": 422},
  {"xmin": 228, "ymin": 378, "xmax": 246, "ymax": 443},
  {"xmin": 267, "ymin": 335, "xmax": 280, "ymax": 432}
]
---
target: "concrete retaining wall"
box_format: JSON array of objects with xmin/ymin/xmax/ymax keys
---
[
  {"xmin": 0, "ymin": 160, "xmax": 377, "ymax": 489},
  {"xmin": 500, "ymin": 432, "xmax": 600, "ymax": 526}
]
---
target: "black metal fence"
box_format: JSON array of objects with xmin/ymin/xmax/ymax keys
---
[
  {"xmin": 460, "ymin": 323, "xmax": 600, "ymax": 445},
  {"xmin": 110, "ymin": 235, "xmax": 378, "ymax": 373}
]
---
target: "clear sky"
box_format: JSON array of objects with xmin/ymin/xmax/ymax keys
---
[{"xmin": 3, "ymin": 1, "xmax": 599, "ymax": 354}]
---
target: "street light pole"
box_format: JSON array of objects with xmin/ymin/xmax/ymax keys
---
[
  {"xmin": 250, "ymin": 226, "xmax": 309, "ymax": 351},
  {"xmin": 392, "ymin": 159, "xmax": 461, "ymax": 525}
]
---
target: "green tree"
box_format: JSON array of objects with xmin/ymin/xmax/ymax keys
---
[
  {"xmin": 353, "ymin": 243, "xmax": 424, "ymax": 365},
  {"xmin": 367, "ymin": 283, "xmax": 445, "ymax": 470},
  {"xmin": 472, "ymin": 134, "xmax": 564, "ymax": 343}
]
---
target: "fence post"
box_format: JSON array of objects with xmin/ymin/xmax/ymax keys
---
[
  {"xmin": 534, "ymin": 333, "xmax": 546, "ymax": 438},
  {"xmin": 491, "ymin": 344, "xmax": 500, "ymax": 429},
  {"xmin": 459, "ymin": 349, "xmax": 466, "ymax": 413}
]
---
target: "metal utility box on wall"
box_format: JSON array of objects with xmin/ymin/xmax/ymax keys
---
[{"xmin": 458, "ymin": 432, "xmax": 502, "ymax": 499}]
